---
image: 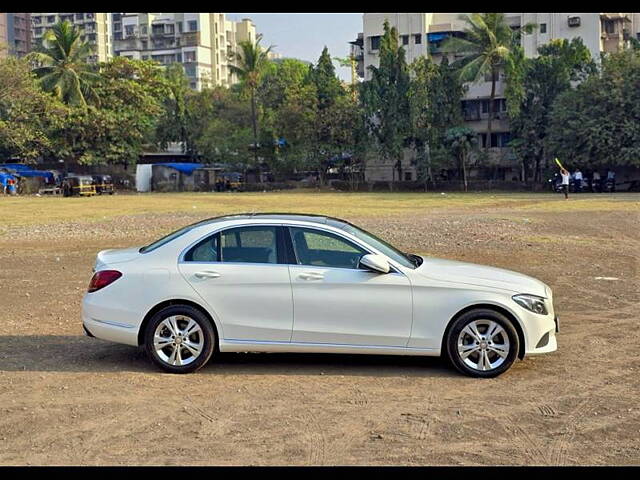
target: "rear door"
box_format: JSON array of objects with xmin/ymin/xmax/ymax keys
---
[
  {"xmin": 178, "ymin": 225, "xmax": 293, "ymax": 342},
  {"xmin": 287, "ymin": 226, "xmax": 412, "ymax": 347}
]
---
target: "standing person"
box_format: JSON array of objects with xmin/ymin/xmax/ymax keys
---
[
  {"xmin": 607, "ymin": 168, "xmax": 616, "ymax": 192},
  {"xmin": 592, "ymin": 170, "xmax": 601, "ymax": 192},
  {"xmin": 560, "ymin": 166, "xmax": 570, "ymax": 200},
  {"xmin": 574, "ymin": 168, "xmax": 583, "ymax": 193}
]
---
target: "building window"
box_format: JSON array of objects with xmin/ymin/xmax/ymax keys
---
[
  {"xmin": 540, "ymin": 23, "xmax": 547, "ymax": 34},
  {"xmin": 404, "ymin": 171, "xmax": 412, "ymax": 181},
  {"xmin": 414, "ymin": 34, "xmax": 422, "ymax": 44},
  {"xmin": 113, "ymin": 13, "xmax": 121, "ymax": 21},
  {"xmin": 188, "ymin": 20, "xmax": 197, "ymax": 32},
  {"xmin": 176, "ymin": 53, "xmax": 182, "ymax": 62},
  {"xmin": 184, "ymin": 51, "xmax": 196, "ymax": 62},
  {"xmin": 125, "ymin": 25, "xmax": 135, "ymax": 36},
  {"xmin": 75, "ymin": 13, "xmax": 84, "ymax": 21},
  {"xmin": 401, "ymin": 35, "xmax": 409, "ymax": 45},
  {"xmin": 86, "ymin": 13, "xmax": 94, "ymax": 20},
  {"xmin": 114, "ymin": 22, "xmax": 121, "ymax": 32},
  {"xmin": 369, "ymin": 35, "xmax": 381, "ymax": 51},
  {"xmin": 47, "ymin": 16, "xmax": 55, "ymax": 24},
  {"xmin": 114, "ymin": 31, "xmax": 122, "ymax": 40},
  {"xmin": 142, "ymin": 55, "xmax": 149, "ymax": 60},
  {"xmin": 604, "ymin": 20, "xmax": 615, "ymax": 34},
  {"xmin": 141, "ymin": 26, "xmax": 147, "ymax": 35}
]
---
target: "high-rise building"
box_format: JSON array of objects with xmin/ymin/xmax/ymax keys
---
[
  {"xmin": 0, "ymin": 13, "xmax": 31, "ymax": 58},
  {"xmin": 360, "ymin": 13, "xmax": 640, "ymax": 181},
  {"xmin": 112, "ymin": 13, "xmax": 257, "ymax": 90},
  {"xmin": 31, "ymin": 13, "xmax": 113, "ymax": 63}
]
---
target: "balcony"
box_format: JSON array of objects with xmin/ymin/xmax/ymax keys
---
[{"xmin": 181, "ymin": 32, "xmax": 200, "ymax": 47}]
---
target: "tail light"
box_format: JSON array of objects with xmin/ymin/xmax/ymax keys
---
[{"xmin": 88, "ymin": 270, "xmax": 122, "ymax": 293}]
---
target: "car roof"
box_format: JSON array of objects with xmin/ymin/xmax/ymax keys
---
[{"xmin": 188, "ymin": 213, "xmax": 354, "ymax": 230}]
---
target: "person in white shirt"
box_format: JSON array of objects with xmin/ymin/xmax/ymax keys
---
[
  {"xmin": 574, "ymin": 169, "xmax": 583, "ymax": 192},
  {"xmin": 560, "ymin": 167, "xmax": 570, "ymax": 199}
]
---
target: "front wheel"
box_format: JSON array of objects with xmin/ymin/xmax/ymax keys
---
[
  {"xmin": 144, "ymin": 305, "xmax": 215, "ymax": 374},
  {"xmin": 445, "ymin": 309, "xmax": 519, "ymax": 378}
]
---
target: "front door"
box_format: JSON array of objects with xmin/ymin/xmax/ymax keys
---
[
  {"xmin": 178, "ymin": 225, "xmax": 293, "ymax": 342},
  {"xmin": 287, "ymin": 226, "xmax": 412, "ymax": 347}
]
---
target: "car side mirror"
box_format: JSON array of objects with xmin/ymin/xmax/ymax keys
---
[{"xmin": 359, "ymin": 254, "xmax": 390, "ymax": 274}]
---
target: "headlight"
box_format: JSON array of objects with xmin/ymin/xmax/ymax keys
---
[{"xmin": 512, "ymin": 294, "xmax": 548, "ymax": 315}]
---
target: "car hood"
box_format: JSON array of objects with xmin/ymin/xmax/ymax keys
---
[
  {"xmin": 95, "ymin": 247, "xmax": 141, "ymax": 269},
  {"xmin": 414, "ymin": 256, "xmax": 548, "ymax": 297}
]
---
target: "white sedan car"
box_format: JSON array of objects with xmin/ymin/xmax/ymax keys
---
[{"xmin": 82, "ymin": 214, "xmax": 558, "ymax": 377}]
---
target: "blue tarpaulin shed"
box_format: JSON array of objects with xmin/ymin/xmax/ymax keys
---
[{"xmin": 155, "ymin": 163, "xmax": 203, "ymax": 175}]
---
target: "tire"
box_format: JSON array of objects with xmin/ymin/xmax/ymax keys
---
[
  {"xmin": 144, "ymin": 305, "xmax": 215, "ymax": 374},
  {"xmin": 445, "ymin": 308, "xmax": 519, "ymax": 378}
]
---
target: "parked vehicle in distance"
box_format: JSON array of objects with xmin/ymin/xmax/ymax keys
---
[
  {"xmin": 82, "ymin": 214, "xmax": 559, "ymax": 377},
  {"xmin": 62, "ymin": 175, "xmax": 96, "ymax": 197},
  {"xmin": 92, "ymin": 174, "xmax": 114, "ymax": 195}
]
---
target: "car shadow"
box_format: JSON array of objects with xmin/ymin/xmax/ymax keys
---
[{"xmin": 0, "ymin": 335, "xmax": 454, "ymax": 377}]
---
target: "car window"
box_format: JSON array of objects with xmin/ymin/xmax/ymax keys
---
[
  {"xmin": 220, "ymin": 226, "xmax": 278, "ymax": 264},
  {"xmin": 184, "ymin": 233, "xmax": 219, "ymax": 262},
  {"xmin": 289, "ymin": 227, "xmax": 368, "ymax": 269}
]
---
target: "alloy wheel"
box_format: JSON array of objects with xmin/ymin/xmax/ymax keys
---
[{"xmin": 456, "ymin": 319, "xmax": 511, "ymax": 372}]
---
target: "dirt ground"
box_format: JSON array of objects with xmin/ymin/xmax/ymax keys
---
[{"xmin": 0, "ymin": 192, "xmax": 638, "ymax": 465}]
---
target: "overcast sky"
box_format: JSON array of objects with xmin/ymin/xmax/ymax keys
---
[{"xmin": 227, "ymin": 13, "xmax": 363, "ymax": 82}]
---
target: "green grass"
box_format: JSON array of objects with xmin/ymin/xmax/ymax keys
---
[{"xmin": 1, "ymin": 190, "xmax": 638, "ymax": 227}]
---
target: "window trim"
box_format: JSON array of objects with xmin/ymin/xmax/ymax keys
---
[{"xmin": 178, "ymin": 222, "xmax": 404, "ymax": 273}]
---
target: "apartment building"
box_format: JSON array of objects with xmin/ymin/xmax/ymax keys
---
[
  {"xmin": 113, "ymin": 13, "xmax": 257, "ymax": 90},
  {"xmin": 0, "ymin": 13, "xmax": 31, "ymax": 58},
  {"xmin": 31, "ymin": 13, "xmax": 112, "ymax": 63},
  {"xmin": 359, "ymin": 13, "xmax": 640, "ymax": 182}
]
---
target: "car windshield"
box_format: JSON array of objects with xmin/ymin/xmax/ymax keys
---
[{"xmin": 328, "ymin": 220, "xmax": 420, "ymax": 269}]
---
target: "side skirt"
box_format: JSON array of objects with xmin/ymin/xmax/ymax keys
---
[{"xmin": 219, "ymin": 339, "xmax": 441, "ymax": 357}]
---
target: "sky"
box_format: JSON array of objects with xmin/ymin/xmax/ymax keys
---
[{"xmin": 227, "ymin": 13, "xmax": 363, "ymax": 82}]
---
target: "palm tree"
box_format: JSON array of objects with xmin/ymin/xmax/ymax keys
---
[
  {"xmin": 27, "ymin": 20, "xmax": 100, "ymax": 107},
  {"xmin": 442, "ymin": 13, "xmax": 527, "ymax": 151},
  {"xmin": 229, "ymin": 34, "xmax": 272, "ymax": 169}
]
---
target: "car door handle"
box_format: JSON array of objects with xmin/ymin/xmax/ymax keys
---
[
  {"xmin": 194, "ymin": 270, "xmax": 221, "ymax": 279},
  {"xmin": 298, "ymin": 272, "xmax": 324, "ymax": 281}
]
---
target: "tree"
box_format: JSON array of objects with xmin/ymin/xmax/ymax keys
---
[
  {"xmin": 0, "ymin": 57, "xmax": 66, "ymax": 161},
  {"xmin": 229, "ymin": 34, "xmax": 273, "ymax": 170},
  {"xmin": 154, "ymin": 63, "xmax": 193, "ymax": 155},
  {"xmin": 49, "ymin": 58, "xmax": 167, "ymax": 168},
  {"xmin": 442, "ymin": 13, "xmax": 534, "ymax": 151},
  {"xmin": 546, "ymin": 48, "xmax": 640, "ymax": 170},
  {"xmin": 360, "ymin": 20, "xmax": 411, "ymax": 187},
  {"xmin": 444, "ymin": 126, "xmax": 478, "ymax": 191},
  {"xmin": 308, "ymin": 46, "xmax": 344, "ymax": 110},
  {"xmin": 509, "ymin": 38, "xmax": 596, "ymax": 181},
  {"xmin": 27, "ymin": 20, "xmax": 100, "ymax": 107},
  {"xmin": 187, "ymin": 87, "xmax": 254, "ymax": 166},
  {"xmin": 408, "ymin": 56, "xmax": 465, "ymax": 190}
]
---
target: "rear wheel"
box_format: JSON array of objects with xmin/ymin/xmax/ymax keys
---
[
  {"xmin": 144, "ymin": 305, "xmax": 215, "ymax": 374},
  {"xmin": 445, "ymin": 309, "xmax": 519, "ymax": 378}
]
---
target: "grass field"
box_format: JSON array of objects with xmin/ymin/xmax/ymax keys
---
[{"xmin": 1, "ymin": 190, "xmax": 638, "ymax": 228}]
